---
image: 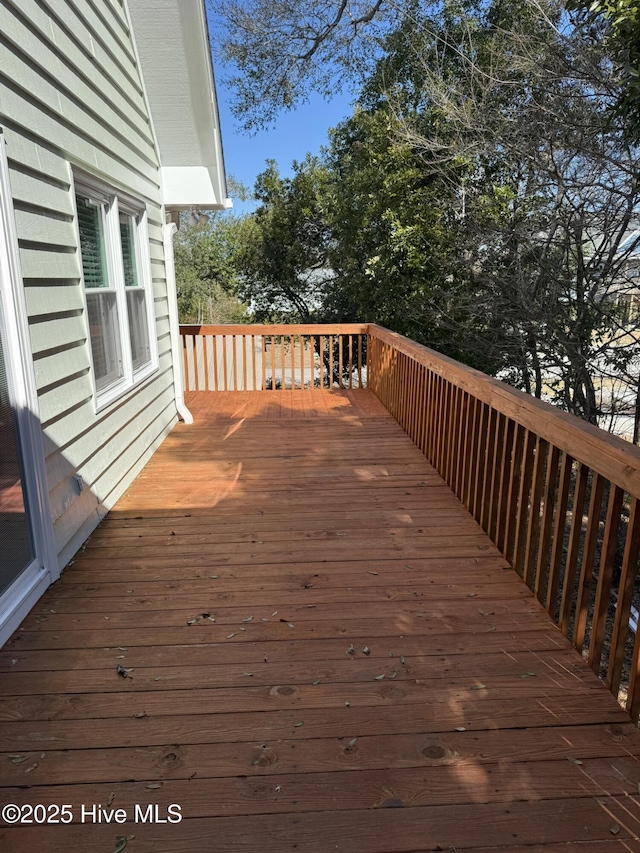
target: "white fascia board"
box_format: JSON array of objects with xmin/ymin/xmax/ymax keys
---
[{"xmin": 160, "ymin": 166, "xmax": 232, "ymax": 210}]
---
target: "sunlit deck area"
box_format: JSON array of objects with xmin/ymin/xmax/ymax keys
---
[{"xmin": 2, "ymin": 378, "xmax": 640, "ymax": 851}]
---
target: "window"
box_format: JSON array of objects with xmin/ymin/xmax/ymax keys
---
[{"xmin": 74, "ymin": 175, "xmax": 157, "ymax": 408}]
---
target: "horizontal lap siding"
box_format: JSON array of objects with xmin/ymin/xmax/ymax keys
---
[{"xmin": 1, "ymin": 0, "xmax": 177, "ymax": 570}]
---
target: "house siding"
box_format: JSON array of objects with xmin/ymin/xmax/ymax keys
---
[{"xmin": 0, "ymin": 0, "xmax": 178, "ymax": 570}]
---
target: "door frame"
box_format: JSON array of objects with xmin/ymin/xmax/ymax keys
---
[{"xmin": 0, "ymin": 128, "xmax": 58, "ymax": 647}]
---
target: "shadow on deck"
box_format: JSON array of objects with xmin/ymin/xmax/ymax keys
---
[{"xmin": 1, "ymin": 389, "xmax": 640, "ymax": 851}]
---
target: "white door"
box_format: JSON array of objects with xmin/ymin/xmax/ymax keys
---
[{"xmin": 0, "ymin": 130, "xmax": 57, "ymax": 646}]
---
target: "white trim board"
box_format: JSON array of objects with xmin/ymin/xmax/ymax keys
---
[{"xmin": 0, "ymin": 128, "xmax": 58, "ymax": 648}]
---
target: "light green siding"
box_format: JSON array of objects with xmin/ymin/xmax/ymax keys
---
[{"xmin": 1, "ymin": 0, "xmax": 178, "ymax": 569}]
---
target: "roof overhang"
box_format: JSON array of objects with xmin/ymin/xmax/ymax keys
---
[{"xmin": 127, "ymin": 0, "xmax": 232, "ymax": 211}]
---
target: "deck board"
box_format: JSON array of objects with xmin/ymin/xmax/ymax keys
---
[{"xmin": 2, "ymin": 390, "xmax": 640, "ymax": 851}]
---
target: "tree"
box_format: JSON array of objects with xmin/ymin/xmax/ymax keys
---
[
  {"xmin": 174, "ymin": 211, "xmax": 250, "ymax": 324},
  {"xmin": 213, "ymin": 0, "xmax": 404, "ymax": 130},
  {"xmin": 379, "ymin": 0, "xmax": 640, "ymax": 423},
  {"xmin": 234, "ymin": 157, "xmax": 335, "ymax": 321},
  {"xmin": 568, "ymin": 0, "xmax": 640, "ymax": 137}
]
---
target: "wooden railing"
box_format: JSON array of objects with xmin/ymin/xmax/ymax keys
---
[
  {"xmin": 179, "ymin": 321, "xmax": 640, "ymax": 720},
  {"xmin": 180, "ymin": 324, "xmax": 368, "ymax": 391},
  {"xmin": 367, "ymin": 323, "xmax": 640, "ymax": 721}
]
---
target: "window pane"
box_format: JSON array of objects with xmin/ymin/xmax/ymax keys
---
[
  {"xmin": 86, "ymin": 292, "xmax": 123, "ymax": 392},
  {"xmin": 127, "ymin": 290, "xmax": 151, "ymax": 372},
  {"xmin": 119, "ymin": 213, "xmax": 139, "ymax": 288},
  {"xmin": 77, "ymin": 196, "xmax": 108, "ymax": 288}
]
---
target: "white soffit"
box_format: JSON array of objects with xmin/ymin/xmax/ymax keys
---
[{"xmin": 127, "ymin": 0, "xmax": 231, "ymax": 210}]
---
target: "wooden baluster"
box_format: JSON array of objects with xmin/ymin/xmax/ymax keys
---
[
  {"xmin": 472, "ymin": 404, "xmax": 489, "ymax": 523},
  {"xmin": 459, "ymin": 393, "xmax": 472, "ymax": 504},
  {"xmin": 311, "ymin": 335, "xmax": 316, "ymax": 389},
  {"xmin": 443, "ymin": 383, "xmax": 454, "ymax": 484},
  {"xmin": 182, "ymin": 334, "xmax": 190, "ymax": 391},
  {"xmin": 558, "ymin": 462, "xmax": 589, "ymax": 635},
  {"xmin": 396, "ymin": 353, "xmax": 403, "ymax": 426},
  {"xmin": 407, "ymin": 356, "xmax": 414, "ymax": 434},
  {"xmin": 338, "ymin": 335, "xmax": 343, "ymax": 389},
  {"xmin": 279, "ymin": 335, "xmax": 284, "ymax": 390},
  {"xmin": 447, "ymin": 383, "xmax": 456, "ymax": 484},
  {"xmin": 417, "ymin": 365, "xmax": 426, "ymax": 454},
  {"xmin": 251, "ymin": 334, "xmax": 257, "ymax": 391},
  {"xmin": 271, "ymin": 336, "xmax": 277, "ymax": 391},
  {"xmin": 222, "ymin": 334, "xmax": 228, "ymax": 391},
  {"xmin": 408, "ymin": 357, "xmax": 415, "ymax": 439},
  {"xmin": 513, "ymin": 430, "xmax": 536, "ymax": 576},
  {"xmin": 191, "ymin": 334, "xmax": 198, "ymax": 390},
  {"xmin": 272, "ymin": 334, "xmax": 277, "ymax": 390},
  {"xmin": 403, "ymin": 355, "xmax": 410, "ymax": 434},
  {"xmin": 396, "ymin": 351, "xmax": 402, "ymax": 419},
  {"xmin": 533, "ymin": 445, "xmax": 560, "ymax": 604},
  {"xmin": 573, "ymin": 473, "xmax": 605, "ymax": 652},
  {"xmin": 454, "ymin": 389, "xmax": 466, "ymax": 499},
  {"xmin": 503, "ymin": 424, "xmax": 525, "ymax": 565},
  {"xmin": 488, "ymin": 414, "xmax": 506, "ymax": 541},
  {"xmin": 422, "ymin": 370, "xmax": 432, "ymax": 462},
  {"xmin": 395, "ymin": 349, "xmax": 401, "ymax": 415},
  {"xmin": 496, "ymin": 419, "xmax": 515, "ymax": 552},
  {"xmin": 261, "ymin": 334, "xmax": 266, "ymax": 391},
  {"xmin": 348, "ymin": 336, "xmax": 353, "ymax": 389},
  {"xmin": 440, "ymin": 379, "xmax": 450, "ymax": 476},
  {"xmin": 202, "ymin": 336, "xmax": 209, "ymax": 391},
  {"xmin": 211, "ymin": 333, "xmax": 219, "ymax": 391},
  {"xmin": 544, "ymin": 453, "xmax": 573, "ymax": 616},
  {"xmin": 607, "ymin": 496, "xmax": 640, "ymax": 694},
  {"xmin": 463, "ymin": 397, "xmax": 479, "ymax": 511},
  {"xmin": 433, "ymin": 376, "xmax": 443, "ymax": 474},
  {"xmin": 438, "ymin": 376, "xmax": 449, "ymax": 472},
  {"xmin": 462, "ymin": 396, "xmax": 476, "ymax": 511},
  {"xmin": 242, "ymin": 335, "xmax": 248, "ymax": 391},
  {"xmin": 452, "ymin": 385, "xmax": 463, "ymax": 487},
  {"xmin": 390, "ymin": 349, "xmax": 397, "ymax": 416},
  {"xmin": 289, "ymin": 334, "xmax": 294, "ymax": 390},
  {"xmin": 234, "ymin": 335, "xmax": 239, "ymax": 390},
  {"xmin": 321, "ymin": 335, "xmax": 329, "ymax": 389},
  {"xmin": 331, "ymin": 335, "xmax": 336, "ymax": 389},
  {"xmin": 589, "ymin": 484, "xmax": 624, "ymax": 673},
  {"xmin": 429, "ymin": 371, "xmax": 439, "ymax": 466},
  {"xmin": 457, "ymin": 391, "xmax": 473, "ymax": 501},
  {"xmin": 480, "ymin": 408, "xmax": 498, "ymax": 532},
  {"xmin": 445, "ymin": 384, "xmax": 456, "ymax": 486},
  {"xmin": 410, "ymin": 358, "xmax": 418, "ymax": 440},
  {"xmin": 421, "ymin": 366, "xmax": 430, "ymax": 458},
  {"xmin": 230, "ymin": 334, "xmax": 235, "ymax": 391},
  {"xmin": 523, "ymin": 438, "xmax": 548, "ymax": 589}
]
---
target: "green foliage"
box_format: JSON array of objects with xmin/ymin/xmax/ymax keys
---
[
  {"xmin": 234, "ymin": 157, "xmax": 334, "ymax": 321},
  {"xmin": 569, "ymin": 0, "xmax": 640, "ymax": 136},
  {"xmin": 174, "ymin": 211, "xmax": 250, "ymax": 324}
]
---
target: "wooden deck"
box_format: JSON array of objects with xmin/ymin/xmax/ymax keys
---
[{"xmin": 2, "ymin": 389, "xmax": 640, "ymax": 851}]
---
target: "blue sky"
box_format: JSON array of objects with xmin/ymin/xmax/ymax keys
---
[{"xmin": 214, "ymin": 76, "xmax": 355, "ymax": 214}]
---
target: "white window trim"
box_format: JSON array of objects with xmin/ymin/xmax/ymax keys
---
[{"xmin": 72, "ymin": 171, "xmax": 158, "ymax": 412}]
